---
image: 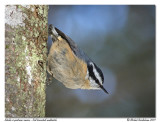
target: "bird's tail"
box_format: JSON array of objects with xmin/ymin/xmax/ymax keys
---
[{"xmin": 48, "ymin": 24, "xmax": 59, "ymax": 41}]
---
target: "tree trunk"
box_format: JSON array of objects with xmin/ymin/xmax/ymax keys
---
[{"xmin": 5, "ymin": 5, "xmax": 48, "ymax": 117}]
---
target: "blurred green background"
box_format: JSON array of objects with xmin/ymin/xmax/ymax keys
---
[{"xmin": 46, "ymin": 5, "xmax": 155, "ymax": 117}]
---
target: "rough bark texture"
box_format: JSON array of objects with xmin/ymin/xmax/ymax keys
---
[{"xmin": 5, "ymin": 5, "xmax": 48, "ymax": 117}]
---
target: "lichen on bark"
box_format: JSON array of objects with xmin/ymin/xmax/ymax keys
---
[{"xmin": 5, "ymin": 5, "xmax": 48, "ymax": 117}]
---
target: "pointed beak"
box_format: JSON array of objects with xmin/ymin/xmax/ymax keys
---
[{"xmin": 100, "ymin": 85, "xmax": 109, "ymax": 94}]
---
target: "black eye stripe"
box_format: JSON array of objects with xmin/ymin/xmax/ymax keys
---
[
  {"xmin": 88, "ymin": 63, "xmax": 101, "ymax": 85},
  {"xmin": 93, "ymin": 63, "xmax": 104, "ymax": 84}
]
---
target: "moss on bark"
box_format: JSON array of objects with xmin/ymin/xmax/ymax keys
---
[{"xmin": 5, "ymin": 5, "xmax": 48, "ymax": 117}]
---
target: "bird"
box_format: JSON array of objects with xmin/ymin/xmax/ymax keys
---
[{"xmin": 47, "ymin": 24, "xmax": 108, "ymax": 94}]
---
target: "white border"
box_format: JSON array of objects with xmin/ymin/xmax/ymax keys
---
[
  {"xmin": 1, "ymin": 0, "xmax": 159, "ymax": 122},
  {"xmin": 0, "ymin": 0, "xmax": 159, "ymax": 5}
]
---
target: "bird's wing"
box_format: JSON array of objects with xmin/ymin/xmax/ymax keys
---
[{"xmin": 55, "ymin": 27, "xmax": 91, "ymax": 63}]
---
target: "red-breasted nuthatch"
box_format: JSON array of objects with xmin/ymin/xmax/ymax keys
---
[{"xmin": 47, "ymin": 24, "xmax": 108, "ymax": 94}]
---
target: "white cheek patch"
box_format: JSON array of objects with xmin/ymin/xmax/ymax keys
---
[
  {"xmin": 89, "ymin": 62, "xmax": 103, "ymax": 85},
  {"xmin": 89, "ymin": 76, "xmax": 100, "ymax": 89},
  {"xmin": 85, "ymin": 69, "xmax": 99, "ymax": 89}
]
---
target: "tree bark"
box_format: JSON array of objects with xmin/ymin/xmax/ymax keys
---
[{"xmin": 5, "ymin": 5, "xmax": 48, "ymax": 117}]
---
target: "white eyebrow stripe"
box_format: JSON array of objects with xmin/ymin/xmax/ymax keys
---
[{"xmin": 89, "ymin": 62, "xmax": 102, "ymax": 85}]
